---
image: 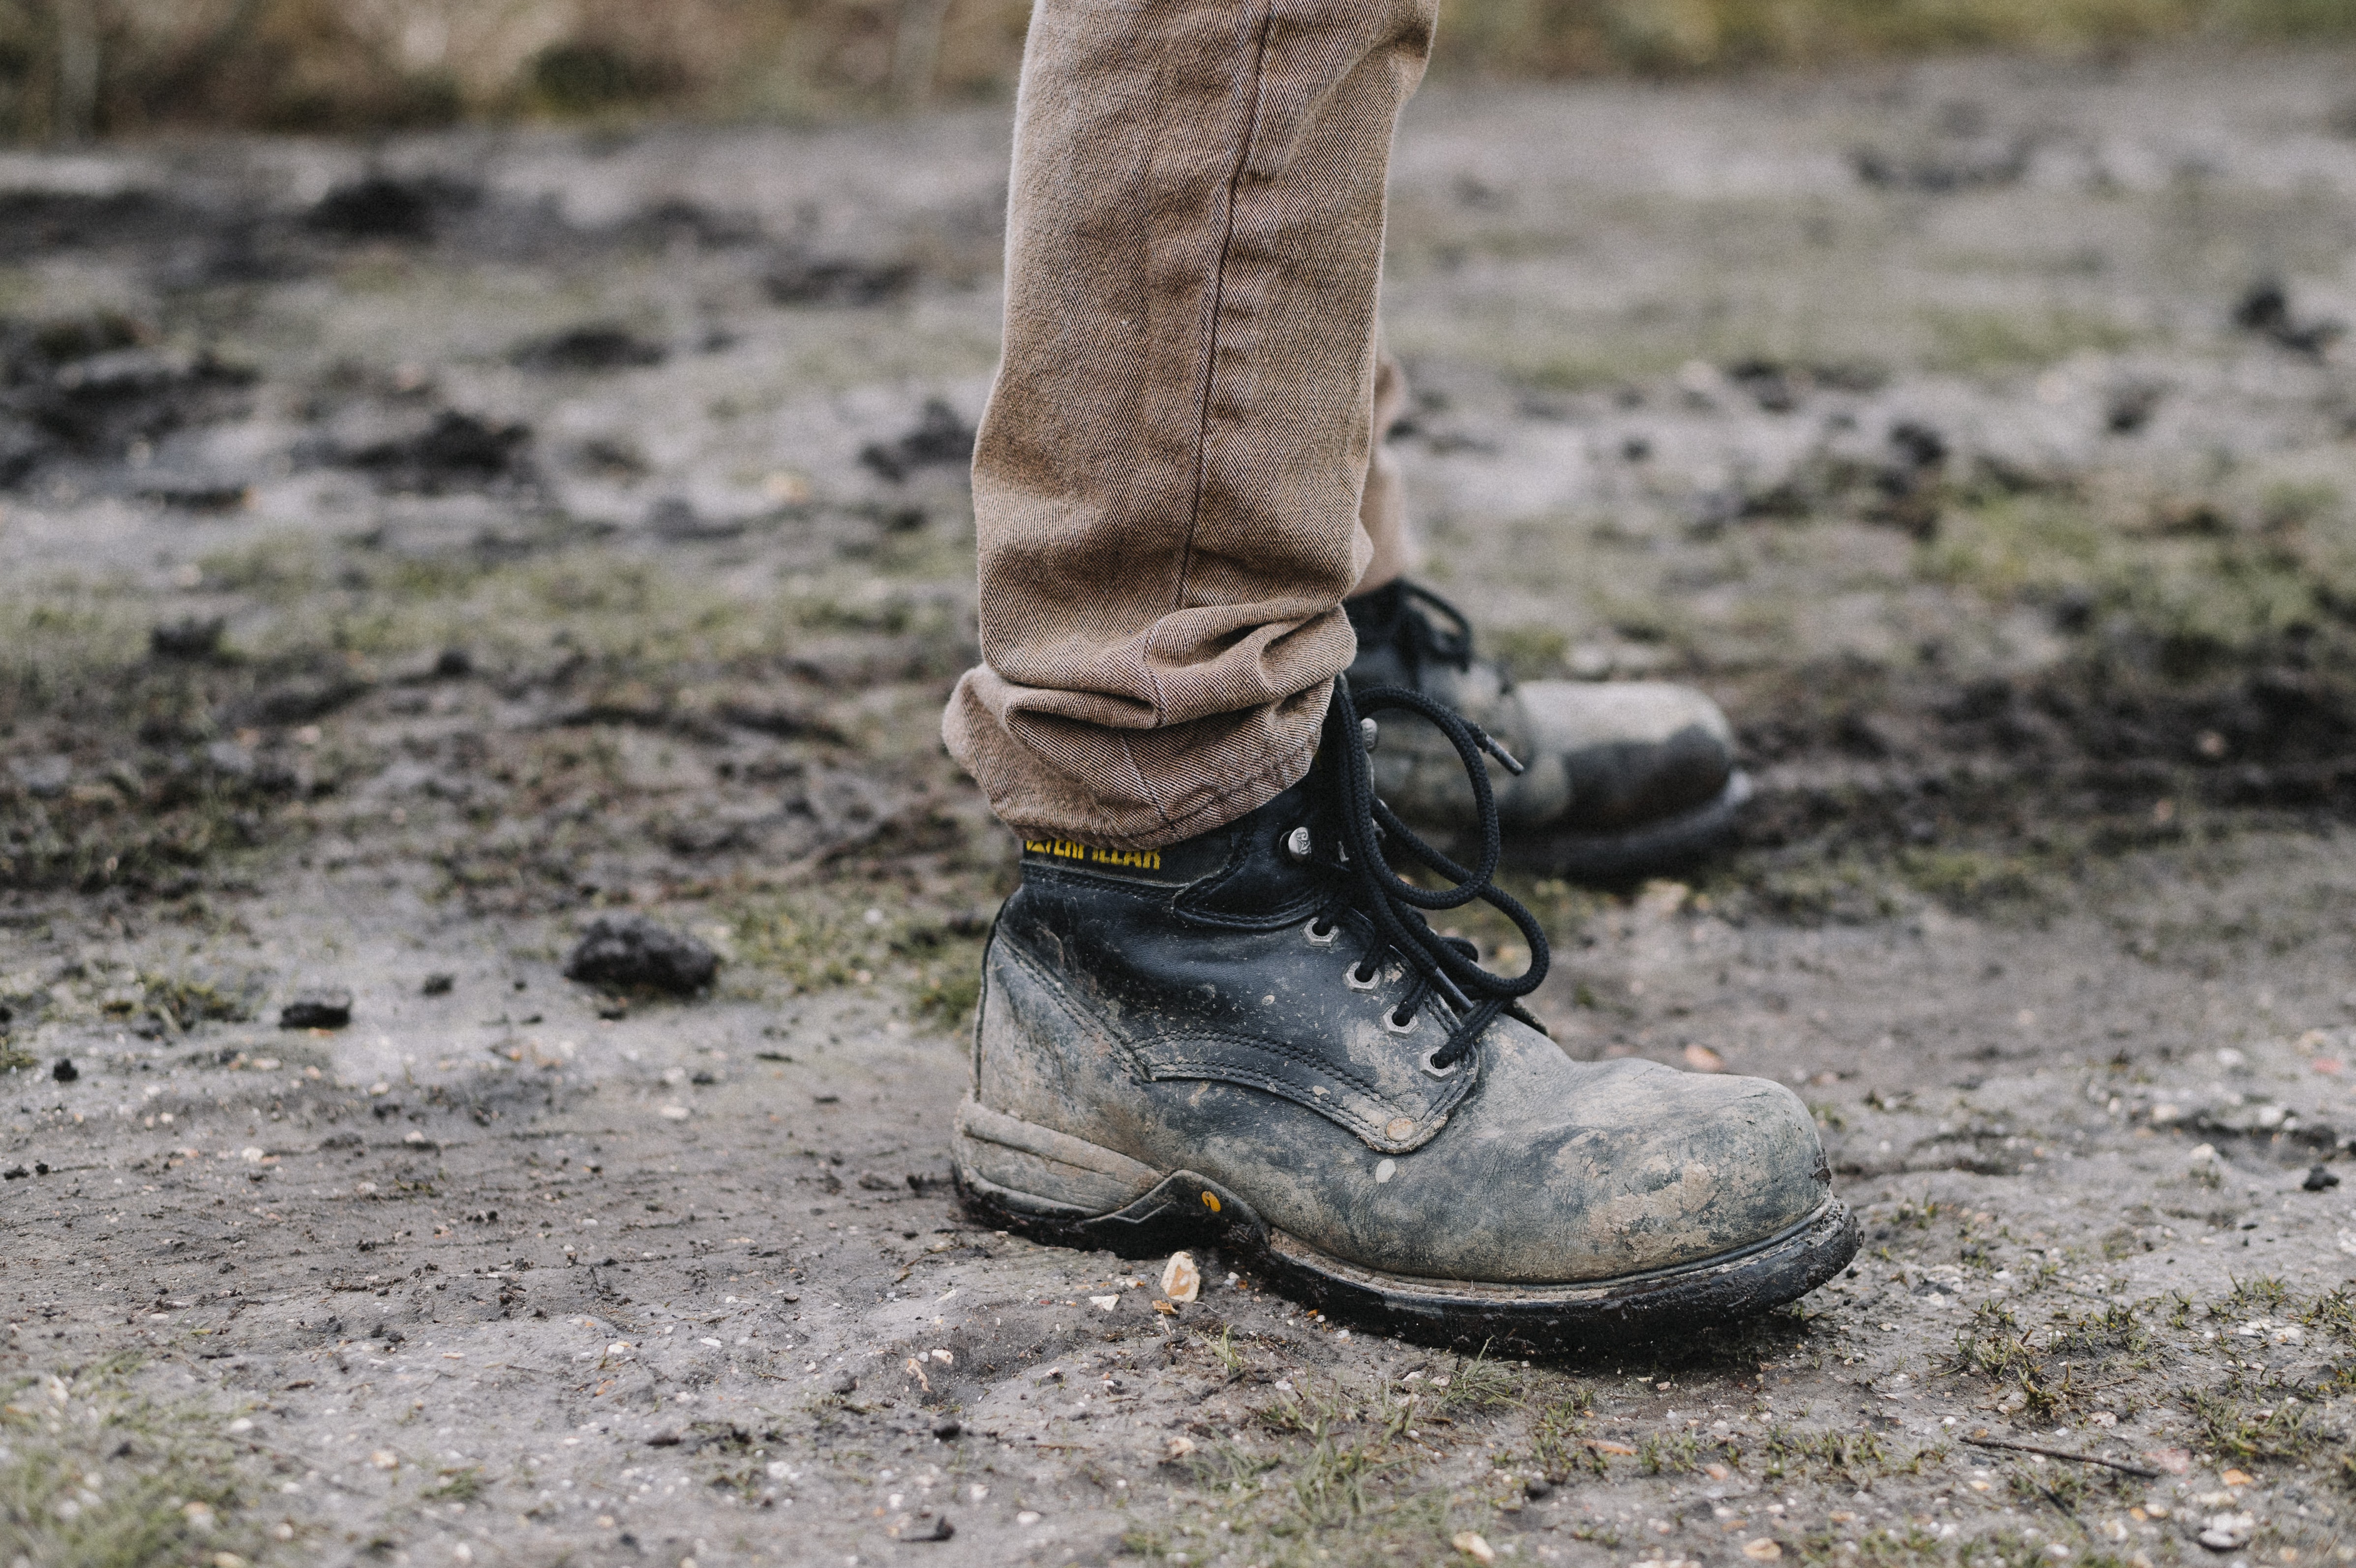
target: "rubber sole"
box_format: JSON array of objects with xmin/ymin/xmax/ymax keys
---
[
  {"xmin": 1522, "ymin": 769, "xmax": 1753, "ymax": 883},
  {"xmin": 955, "ymin": 1134, "xmax": 1857, "ymax": 1356}
]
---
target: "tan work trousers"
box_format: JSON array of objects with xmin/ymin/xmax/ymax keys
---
[{"xmin": 941, "ymin": 0, "xmax": 1436, "ymax": 849}]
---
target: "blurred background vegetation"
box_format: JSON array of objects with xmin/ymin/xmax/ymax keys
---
[{"xmin": 0, "ymin": 0, "xmax": 2350, "ymax": 141}]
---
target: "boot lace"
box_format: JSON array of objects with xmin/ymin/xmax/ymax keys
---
[{"xmin": 1303, "ymin": 676, "xmax": 1550, "ymax": 1074}]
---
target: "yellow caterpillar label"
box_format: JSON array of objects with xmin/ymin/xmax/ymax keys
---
[{"xmin": 1024, "ymin": 838, "xmax": 1161, "ymax": 872}]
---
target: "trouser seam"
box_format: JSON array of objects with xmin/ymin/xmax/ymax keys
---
[
  {"xmin": 1142, "ymin": 0, "xmax": 1279, "ymax": 839},
  {"xmin": 1167, "ymin": 0, "xmax": 1277, "ymax": 637}
]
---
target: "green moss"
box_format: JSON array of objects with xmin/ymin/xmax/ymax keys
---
[
  {"xmin": 1920, "ymin": 307, "xmax": 2140, "ymax": 374},
  {"xmin": 1896, "ymin": 846, "xmax": 2045, "ymax": 910}
]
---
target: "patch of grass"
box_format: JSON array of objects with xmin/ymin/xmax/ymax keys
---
[
  {"xmin": 727, "ymin": 888, "xmax": 989, "ymax": 1019},
  {"xmin": 1519, "ymin": 1388, "xmax": 1608, "ymax": 1478},
  {"xmin": 1176, "ymin": 1368, "xmax": 1492, "ymax": 1568},
  {"xmin": 131, "ymin": 973, "xmax": 260, "ymax": 1034},
  {"xmin": 2182, "ymin": 1387, "xmax": 2327, "ymax": 1465},
  {"xmin": 1424, "ymin": 1349, "xmax": 1523, "ymax": 1420},
  {"xmin": 1757, "ymin": 1428, "xmax": 1936, "ymax": 1486},
  {"xmin": 2047, "ymin": 1301, "xmax": 2155, "ymax": 1365},
  {"xmin": 421, "ymin": 1465, "xmax": 486, "ymax": 1502},
  {"xmin": 0, "ymin": 1362, "xmax": 288, "ymax": 1568},
  {"xmin": 1637, "ymin": 1429, "xmax": 1744, "ymax": 1475},
  {"xmin": 1947, "ymin": 1302, "xmax": 2033, "ymax": 1379},
  {"xmin": 2222, "ymin": 1276, "xmax": 2293, "ymax": 1316}
]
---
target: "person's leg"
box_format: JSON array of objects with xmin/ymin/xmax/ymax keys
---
[
  {"xmin": 946, "ymin": 0, "xmax": 1856, "ymax": 1348},
  {"xmin": 1351, "ymin": 346, "xmax": 1419, "ymax": 596},
  {"xmin": 1344, "ymin": 347, "xmax": 1752, "ymax": 879},
  {"xmin": 943, "ymin": 0, "xmax": 1434, "ymax": 851}
]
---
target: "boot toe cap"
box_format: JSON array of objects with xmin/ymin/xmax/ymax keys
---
[{"xmin": 1513, "ymin": 680, "xmax": 1736, "ymax": 831}]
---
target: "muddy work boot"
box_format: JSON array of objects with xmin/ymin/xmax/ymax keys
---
[
  {"xmin": 953, "ymin": 680, "xmax": 1854, "ymax": 1350},
  {"xmin": 1344, "ymin": 580, "xmax": 1749, "ymax": 879}
]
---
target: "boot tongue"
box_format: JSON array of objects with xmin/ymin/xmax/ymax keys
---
[{"xmin": 1344, "ymin": 580, "xmax": 1479, "ymax": 694}]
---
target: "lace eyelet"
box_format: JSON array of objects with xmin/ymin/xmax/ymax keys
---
[
  {"xmin": 1420, "ymin": 1047, "xmax": 1460, "ymax": 1078},
  {"xmin": 1303, "ymin": 917, "xmax": 1338, "ymax": 946},
  {"xmin": 1383, "ymin": 1007, "xmax": 1420, "ymax": 1036},
  {"xmin": 1345, "ymin": 961, "xmax": 1380, "ymax": 991}
]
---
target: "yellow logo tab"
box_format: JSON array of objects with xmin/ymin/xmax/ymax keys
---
[{"xmin": 1023, "ymin": 838, "xmax": 1161, "ymax": 872}]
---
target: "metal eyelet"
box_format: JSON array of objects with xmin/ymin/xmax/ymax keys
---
[
  {"xmin": 1420, "ymin": 1047, "xmax": 1460, "ymax": 1078},
  {"xmin": 1345, "ymin": 961, "xmax": 1380, "ymax": 991},
  {"xmin": 1303, "ymin": 917, "xmax": 1338, "ymax": 946},
  {"xmin": 1383, "ymin": 1007, "xmax": 1420, "ymax": 1036}
]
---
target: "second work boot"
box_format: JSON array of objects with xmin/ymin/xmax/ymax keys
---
[
  {"xmin": 953, "ymin": 679, "xmax": 1854, "ymax": 1351},
  {"xmin": 1345, "ymin": 580, "xmax": 1750, "ymax": 880}
]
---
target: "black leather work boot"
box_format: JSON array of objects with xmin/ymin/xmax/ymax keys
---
[
  {"xmin": 953, "ymin": 680, "xmax": 1854, "ymax": 1351},
  {"xmin": 1345, "ymin": 580, "xmax": 1750, "ymax": 880}
]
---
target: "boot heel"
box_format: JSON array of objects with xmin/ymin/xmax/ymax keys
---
[
  {"xmin": 952, "ymin": 1099, "xmax": 1160, "ymax": 1217},
  {"xmin": 952, "ymin": 1099, "xmax": 1262, "ymax": 1258}
]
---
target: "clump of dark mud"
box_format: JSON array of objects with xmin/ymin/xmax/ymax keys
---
[
  {"xmin": 858, "ymin": 398, "xmax": 974, "ymax": 482},
  {"xmin": 0, "ymin": 310, "xmax": 257, "ymax": 485},
  {"xmin": 279, "ymin": 988, "xmax": 353, "ymax": 1029},
  {"xmin": 563, "ymin": 915, "xmax": 720, "ymax": 995},
  {"xmin": 306, "ymin": 173, "xmax": 480, "ymax": 242},
  {"xmin": 764, "ymin": 252, "xmax": 919, "ymax": 307},
  {"xmin": 509, "ymin": 324, "xmax": 668, "ymax": 373},
  {"xmin": 332, "ymin": 408, "xmax": 534, "ymax": 493}
]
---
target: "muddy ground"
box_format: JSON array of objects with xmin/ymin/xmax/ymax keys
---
[{"xmin": 7, "ymin": 43, "xmax": 2356, "ymax": 1568}]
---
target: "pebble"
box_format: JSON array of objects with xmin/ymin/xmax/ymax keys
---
[
  {"xmin": 2304, "ymin": 1164, "xmax": 2340, "ymax": 1191},
  {"xmin": 932, "ymin": 1417, "xmax": 962, "ymax": 1440},
  {"xmin": 2197, "ymin": 1511, "xmax": 2254, "ymax": 1550},
  {"xmin": 1161, "ymin": 1250, "xmax": 1201, "ymax": 1305},
  {"xmin": 50, "ymin": 1057, "xmax": 77, "ymax": 1083}
]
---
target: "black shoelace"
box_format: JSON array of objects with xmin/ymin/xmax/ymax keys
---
[
  {"xmin": 1345, "ymin": 580, "xmax": 1478, "ymax": 684},
  {"xmin": 1303, "ymin": 676, "xmax": 1550, "ymax": 1074}
]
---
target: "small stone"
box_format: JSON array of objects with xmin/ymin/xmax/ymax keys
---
[
  {"xmin": 1161, "ymin": 1250, "xmax": 1201, "ymax": 1305},
  {"xmin": 50, "ymin": 1057, "xmax": 77, "ymax": 1083},
  {"xmin": 932, "ymin": 1417, "xmax": 962, "ymax": 1440},
  {"xmin": 1743, "ymin": 1540, "xmax": 1783, "ymax": 1561},
  {"xmin": 2197, "ymin": 1511, "xmax": 2254, "ymax": 1551},
  {"xmin": 1452, "ymin": 1531, "xmax": 1496, "ymax": 1565},
  {"xmin": 1164, "ymin": 1435, "xmax": 1197, "ymax": 1462},
  {"xmin": 368, "ymin": 1449, "xmax": 399, "ymax": 1471},
  {"xmin": 564, "ymin": 914, "xmax": 718, "ymax": 995},
  {"xmin": 828, "ymin": 1370, "xmax": 857, "ymax": 1395},
  {"xmin": 278, "ymin": 988, "xmax": 353, "ymax": 1030},
  {"xmin": 2304, "ymin": 1164, "xmax": 2341, "ymax": 1191},
  {"xmin": 421, "ymin": 973, "xmax": 454, "ymax": 996},
  {"xmin": 1524, "ymin": 1476, "xmax": 1553, "ymax": 1500}
]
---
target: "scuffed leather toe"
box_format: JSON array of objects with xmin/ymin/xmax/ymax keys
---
[{"xmin": 1511, "ymin": 680, "xmax": 1736, "ymax": 833}]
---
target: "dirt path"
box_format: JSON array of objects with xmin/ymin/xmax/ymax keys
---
[{"xmin": 7, "ymin": 45, "xmax": 2356, "ymax": 1568}]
